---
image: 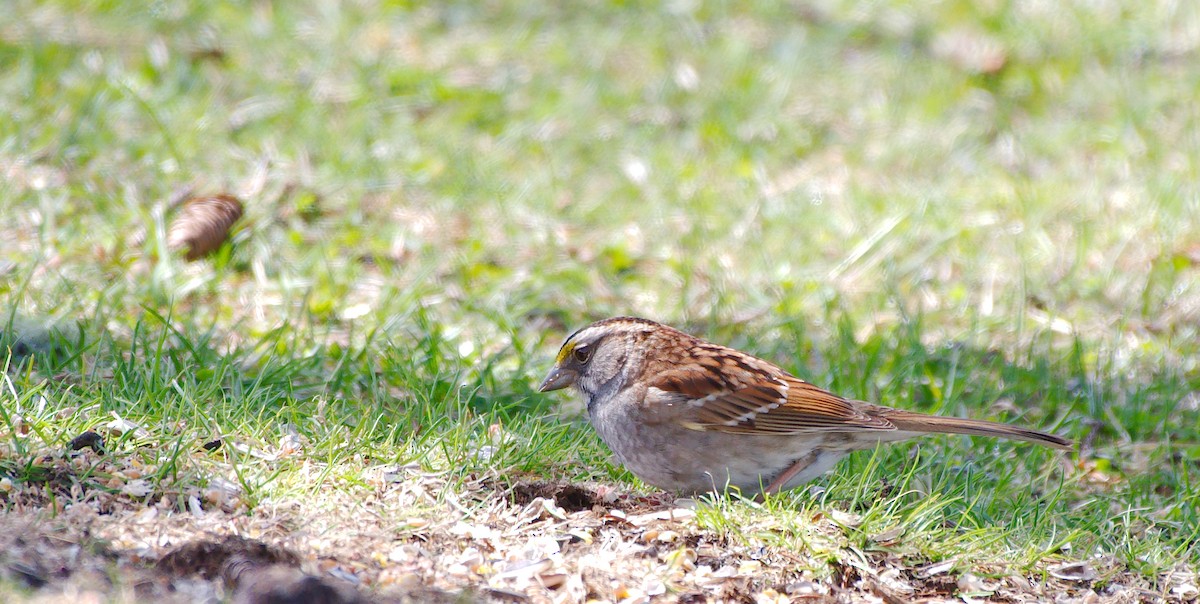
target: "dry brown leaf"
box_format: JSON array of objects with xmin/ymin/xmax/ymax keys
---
[
  {"xmin": 915, "ymin": 559, "xmax": 956, "ymax": 578},
  {"xmin": 624, "ymin": 508, "xmax": 696, "ymax": 527},
  {"xmin": 106, "ymin": 413, "xmax": 150, "ymax": 438},
  {"xmin": 167, "ymin": 193, "xmax": 244, "ymax": 260},
  {"xmin": 1048, "ymin": 561, "xmax": 1098, "ymax": 582}
]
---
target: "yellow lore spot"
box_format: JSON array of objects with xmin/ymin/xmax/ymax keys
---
[{"xmin": 555, "ymin": 341, "xmax": 576, "ymax": 365}]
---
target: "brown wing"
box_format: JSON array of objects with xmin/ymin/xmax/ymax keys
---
[
  {"xmin": 694, "ymin": 376, "xmax": 898, "ymax": 434},
  {"xmin": 648, "ymin": 343, "xmax": 896, "ymax": 435}
]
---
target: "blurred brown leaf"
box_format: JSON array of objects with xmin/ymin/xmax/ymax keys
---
[
  {"xmin": 930, "ymin": 27, "xmax": 1007, "ymax": 75},
  {"xmin": 167, "ymin": 194, "xmax": 244, "ymax": 261}
]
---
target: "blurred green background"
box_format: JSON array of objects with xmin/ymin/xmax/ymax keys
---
[{"xmin": 2, "ymin": 0, "xmax": 1198, "ymax": 581}]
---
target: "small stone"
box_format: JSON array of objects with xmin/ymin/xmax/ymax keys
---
[{"xmin": 68, "ymin": 431, "xmax": 105, "ymax": 453}]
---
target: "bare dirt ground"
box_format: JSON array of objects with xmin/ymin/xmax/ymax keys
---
[{"xmin": 3, "ymin": 455, "xmax": 1190, "ymax": 604}]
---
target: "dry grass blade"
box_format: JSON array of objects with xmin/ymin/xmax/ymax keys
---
[{"xmin": 167, "ymin": 194, "xmax": 244, "ymax": 261}]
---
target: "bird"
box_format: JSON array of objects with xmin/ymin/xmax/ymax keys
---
[{"xmin": 538, "ymin": 316, "xmax": 1072, "ymax": 495}]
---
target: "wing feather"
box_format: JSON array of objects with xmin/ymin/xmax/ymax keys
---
[
  {"xmin": 702, "ymin": 377, "xmax": 896, "ymax": 433},
  {"xmin": 649, "ymin": 344, "xmax": 896, "ymax": 434}
]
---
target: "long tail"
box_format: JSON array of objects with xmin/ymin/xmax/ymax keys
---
[{"xmin": 876, "ymin": 408, "xmax": 1072, "ymax": 449}]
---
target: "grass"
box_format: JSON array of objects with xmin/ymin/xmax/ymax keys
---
[{"xmin": 2, "ymin": 0, "xmax": 1199, "ymax": 600}]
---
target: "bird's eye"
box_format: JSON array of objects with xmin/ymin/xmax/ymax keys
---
[{"xmin": 573, "ymin": 345, "xmax": 592, "ymax": 364}]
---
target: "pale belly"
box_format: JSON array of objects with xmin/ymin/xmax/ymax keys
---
[{"xmin": 591, "ymin": 410, "xmax": 867, "ymax": 494}]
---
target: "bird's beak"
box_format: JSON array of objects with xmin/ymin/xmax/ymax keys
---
[{"xmin": 538, "ymin": 366, "xmax": 577, "ymax": 392}]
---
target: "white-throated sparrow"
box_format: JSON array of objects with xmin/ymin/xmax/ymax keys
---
[{"xmin": 539, "ymin": 317, "xmax": 1072, "ymax": 495}]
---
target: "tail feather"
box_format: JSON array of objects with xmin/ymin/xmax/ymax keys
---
[{"xmin": 879, "ymin": 409, "xmax": 1072, "ymax": 449}]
